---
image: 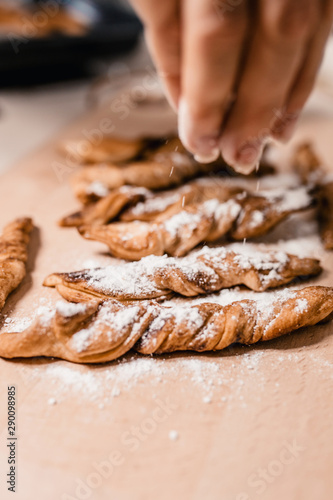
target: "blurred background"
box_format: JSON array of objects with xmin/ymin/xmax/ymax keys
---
[
  {"xmin": 0, "ymin": 0, "xmax": 147, "ymax": 172},
  {"xmin": 0, "ymin": 0, "xmax": 333, "ymax": 174}
]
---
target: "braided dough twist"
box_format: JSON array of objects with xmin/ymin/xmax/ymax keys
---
[
  {"xmin": 77, "ymin": 186, "xmax": 313, "ymax": 259},
  {"xmin": 70, "ymin": 137, "xmax": 275, "ymax": 205},
  {"xmin": 293, "ymin": 143, "xmax": 333, "ymax": 250},
  {"xmin": 0, "ymin": 286, "xmax": 332, "ymax": 363},
  {"xmin": 60, "ymin": 177, "xmax": 244, "ymax": 227},
  {"xmin": 318, "ymin": 181, "xmax": 333, "ymax": 250},
  {"xmin": 0, "ymin": 218, "xmax": 33, "ymax": 311},
  {"xmin": 60, "ymin": 136, "xmax": 148, "ymax": 164},
  {"xmin": 43, "ymin": 246, "xmax": 321, "ymax": 302}
]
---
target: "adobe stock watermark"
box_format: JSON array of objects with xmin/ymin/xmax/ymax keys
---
[
  {"xmin": 51, "ymin": 66, "xmax": 160, "ymax": 183},
  {"xmin": 233, "ymin": 439, "xmax": 306, "ymax": 499},
  {"xmin": 7, "ymin": 0, "xmax": 71, "ymax": 54},
  {"xmin": 61, "ymin": 397, "xmax": 178, "ymax": 500}
]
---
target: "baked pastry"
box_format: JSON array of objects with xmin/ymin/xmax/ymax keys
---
[
  {"xmin": 44, "ymin": 246, "xmax": 321, "ymax": 302},
  {"xmin": 318, "ymin": 181, "xmax": 333, "ymax": 250},
  {"xmin": 0, "ymin": 5, "xmax": 24, "ymax": 32},
  {"xmin": 59, "ymin": 186, "xmax": 149, "ymax": 227},
  {"xmin": 77, "ymin": 186, "xmax": 313, "ymax": 259},
  {"xmin": 120, "ymin": 178, "xmax": 243, "ymax": 222},
  {"xmin": 0, "ymin": 5, "xmax": 86, "ymax": 37},
  {"xmin": 70, "ymin": 136, "xmax": 275, "ymax": 205},
  {"xmin": 293, "ymin": 143, "xmax": 333, "ymax": 250},
  {"xmin": 60, "ymin": 136, "xmax": 149, "ymax": 164},
  {"xmin": 0, "ymin": 218, "xmax": 33, "ymax": 312},
  {"xmin": 293, "ymin": 142, "xmax": 325, "ymax": 185},
  {"xmin": 41, "ymin": 9, "xmax": 87, "ymax": 37},
  {"xmin": 60, "ymin": 177, "xmax": 243, "ymax": 227},
  {"xmin": 0, "ymin": 286, "xmax": 332, "ymax": 363},
  {"xmin": 71, "ymin": 156, "xmax": 210, "ymax": 204}
]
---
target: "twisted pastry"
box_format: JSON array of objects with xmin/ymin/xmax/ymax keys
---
[
  {"xmin": 59, "ymin": 186, "xmax": 149, "ymax": 227},
  {"xmin": 0, "ymin": 218, "xmax": 33, "ymax": 311},
  {"xmin": 78, "ymin": 186, "xmax": 313, "ymax": 260},
  {"xmin": 0, "ymin": 286, "xmax": 332, "ymax": 363},
  {"xmin": 70, "ymin": 136, "xmax": 275, "ymax": 205},
  {"xmin": 70, "ymin": 137, "xmax": 204, "ymax": 204},
  {"xmin": 60, "ymin": 136, "xmax": 149, "ymax": 164},
  {"xmin": 292, "ymin": 142, "xmax": 333, "ymax": 250},
  {"xmin": 61, "ymin": 177, "xmax": 243, "ymax": 227},
  {"xmin": 71, "ymin": 156, "xmax": 211, "ymax": 204},
  {"xmin": 318, "ymin": 181, "xmax": 333, "ymax": 250},
  {"xmin": 293, "ymin": 142, "xmax": 325, "ymax": 185},
  {"xmin": 44, "ymin": 246, "xmax": 321, "ymax": 302}
]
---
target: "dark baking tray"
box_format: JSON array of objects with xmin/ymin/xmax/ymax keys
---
[{"xmin": 0, "ymin": 0, "xmax": 142, "ymax": 85}]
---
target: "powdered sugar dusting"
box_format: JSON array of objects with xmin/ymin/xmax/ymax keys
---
[
  {"xmin": 62, "ymin": 245, "xmax": 295, "ymax": 299},
  {"xmin": 295, "ymin": 298, "xmax": 309, "ymax": 313},
  {"xmin": 202, "ymin": 198, "xmax": 241, "ymax": 220},
  {"xmin": 56, "ymin": 301, "xmax": 88, "ymax": 318},
  {"xmin": 261, "ymin": 186, "xmax": 312, "ymax": 212},
  {"xmin": 86, "ymin": 181, "xmax": 109, "ymax": 198},
  {"xmin": 1, "ymin": 315, "xmax": 33, "ymax": 333},
  {"xmin": 164, "ymin": 210, "xmax": 203, "ymax": 238}
]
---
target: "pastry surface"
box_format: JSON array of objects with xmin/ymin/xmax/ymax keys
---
[
  {"xmin": 0, "ymin": 217, "xmax": 33, "ymax": 311},
  {"xmin": 77, "ymin": 185, "xmax": 313, "ymax": 259},
  {"xmin": 1, "ymin": 286, "xmax": 332, "ymax": 363},
  {"xmin": 44, "ymin": 246, "xmax": 321, "ymax": 301}
]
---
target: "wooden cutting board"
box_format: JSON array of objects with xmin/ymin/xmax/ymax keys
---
[{"xmin": 0, "ymin": 97, "xmax": 332, "ymax": 500}]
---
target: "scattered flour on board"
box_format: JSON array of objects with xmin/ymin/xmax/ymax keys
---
[
  {"xmin": 15, "ymin": 350, "xmax": 266, "ymax": 405},
  {"xmin": 168, "ymin": 430, "xmax": 179, "ymax": 441}
]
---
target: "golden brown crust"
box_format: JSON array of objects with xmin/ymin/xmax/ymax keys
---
[
  {"xmin": 0, "ymin": 218, "xmax": 33, "ymax": 311},
  {"xmin": 0, "ymin": 286, "xmax": 332, "ymax": 363},
  {"xmin": 61, "ymin": 177, "xmax": 243, "ymax": 227},
  {"xmin": 69, "ymin": 135, "xmax": 277, "ymax": 205},
  {"xmin": 121, "ymin": 178, "xmax": 244, "ymax": 223},
  {"xmin": 318, "ymin": 181, "xmax": 333, "ymax": 250},
  {"xmin": 40, "ymin": 10, "xmax": 87, "ymax": 37},
  {"xmin": 292, "ymin": 142, "xmax": 333, "ymax": 250},
  {"xmin": 71, "ymin": 156, "xmax": 207, "ymax": 204},
  {"xmin": 60, "ymin": 136, "xmax": 148, "ymax": 165},
  {"xmin": 292, "ymin": 143, "xmax": 325, "ymax": 185},
  {"xmin": 59, "ymin": 186, "xmax": 148, "ymax": 227},
  {"xmin": 43, "ymin": 246, "xmax": 321, "ymax": 302},
  {"xmin": 77, "ymin": 186, "xmax": 313, "ymax": 259},
  {"xmin": 0, "ymin": 5, "xmax": 86, "ymax": 37}
]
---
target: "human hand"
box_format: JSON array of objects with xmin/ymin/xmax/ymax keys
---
[{"xmin": 129, "ymin": 0, "xmax": 333, "ymax": 173}]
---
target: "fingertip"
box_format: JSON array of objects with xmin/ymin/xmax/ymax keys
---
[
  {"xmin": 220, "ymin": 136, "xmax": 267, "ymax": 175},
  {"xmin": 178, "ymin": 98, "xmax": 220, "ymax": 160},
  {"xmin": 194, "ymin": 148, "xmax": 220, "ymax": 164}
]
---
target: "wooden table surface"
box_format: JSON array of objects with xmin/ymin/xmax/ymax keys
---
[{"xmin": 0, "ymin": 97, "xmax": 332, "ymax": 500}]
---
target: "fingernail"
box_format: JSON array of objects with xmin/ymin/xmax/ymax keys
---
[
  {"xmin": 194, "ymin": 136, "xmax": 220, "ymax": 163},
  {"xmin": 194, "ymin": 147, "xmax": 220, "ymax": 164},
  {"xmin": 233, "ymin": 140, "xmax": 263, "ymax": 174},
  {"xmin": 178, "ymin": 98, "xmax": 191, "ymax": 144},
  {"xmin": 178, "ymin": 98, "xmax": 220, "ymax": 162}
]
